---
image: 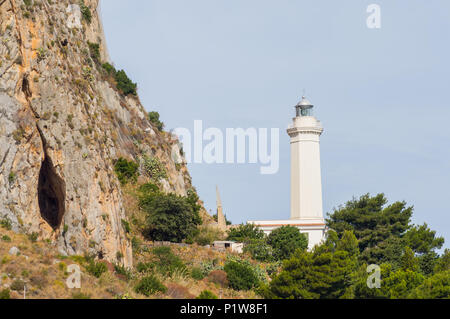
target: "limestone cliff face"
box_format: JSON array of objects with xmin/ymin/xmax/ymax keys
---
[{"xmin": 0, "ymin": 0, "xmax": 194, "ymax": 267}]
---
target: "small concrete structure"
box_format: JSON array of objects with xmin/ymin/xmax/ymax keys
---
[{"xmin": 213, "ymin": 241, "xmax": 244, "ymax": 254}]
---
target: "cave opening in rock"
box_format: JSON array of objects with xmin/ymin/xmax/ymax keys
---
[{"xmin": 38, "ymin": 156, "xmax": 66, "ymax": 230}]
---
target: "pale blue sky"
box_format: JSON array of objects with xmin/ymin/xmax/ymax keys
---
[{"xmin": 101, "ymin": 0, "xmax": 450, "ymax": 248}]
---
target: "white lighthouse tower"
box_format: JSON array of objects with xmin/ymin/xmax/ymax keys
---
[
  {"xmin": 288, "ymin": 97, "xmax": 324, "ymax": 222},
  {"xmin": 248, "ymin": 96, "xmax": 327, "ymax": 250}
]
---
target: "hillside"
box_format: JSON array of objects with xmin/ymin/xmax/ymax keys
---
[
  {"xmin": 0, "ymin": 0, "xmax": 202, "ymax": 267},
  {"xmin": 0, "ymin": 223, "xmax": 265, "ymax": 299}
]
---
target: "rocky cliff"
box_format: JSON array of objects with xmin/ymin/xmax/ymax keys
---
[{"xmin": 0, "ymin": 0, "xmax": 195, "ymax": 267}]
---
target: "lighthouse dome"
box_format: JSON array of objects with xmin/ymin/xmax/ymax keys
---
[{"xmin": 296, "ymin": 96, "xmax": 313, "ymax": 109}]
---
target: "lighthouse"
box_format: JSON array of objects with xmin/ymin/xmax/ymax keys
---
[
  {"xmin": 288, "ymin": 96, "xmax": 324, "ymax": 222},
  {"xmin": 248, "ymin": 96, "xmax": 327, "ymax": 250}
]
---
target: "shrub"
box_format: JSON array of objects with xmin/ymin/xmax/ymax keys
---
[
  {"xmin": 244, "ymin": 239, "xmax": 274, "ymax": 262},
  {"xmin": 224, "ymin": 261, "xmax": 259, "ymax": 291},
  {"xmin": 28, "ymin": 232, "xmax": 39, "ymax": 243},
  {"xmin": 114, "ymin": 157, "xmax": 139, "ymax": 185},
  {"xmin": 8, "ymin": 172, "xmax": 16, "ymax": 184},
  {"xmin": 87, "ymin": 42, "xmax": 100, "ymax": 63},
  {"xmin": 267, "ymin": 226, "xmax": 308, "ymax": 261},
  {"xmin": 140, "ymin": 192, "xmax": 201, "ymax": 243},
  {"xmin": 102, "ymin": 62, "xmax": 116, "ymax": 75},
  {"xmin": 135, "ymin": 275, "xmax": 167, "ymax": 296},
  {"xmin": 72, "ymin": 292, "xmax": 91, "ymax": 299},
  {"xmin": 227, "ymin": 224, "xmax": 265, "ymax": 243},
  {"xmin": 138, "ymin": 183, "xmax": 159, "ymax": 195},
  {"xmin": 207, "ymin": 270, "xmax": 228, "ymax": 287},
  {"xmin": 1, "ymin": 235, "xmax": 11, "ymax": 242},
  {"xmin": 191, "ymin": 267, "xmax": 205, "ymax": 280},
  {"xmin": 200, "ymin": 259, "xmax": 221, "ymax": 277},
  {"xmin": 115, "ymin": 69, "xmax": 137, "ymax": 96},
  {"xmin": 10, "ymin": 279, "xmax": 26, "ymax": 292},
  {"xmin": 141, "ymin": 155, "xmax": 167, "ymax": 181},
  {"xmin": 86, "ymin": 260, "xmax": 108, "ymax": 278},
  {"xmin": 151, "ymin": 246, "xmax": 186, "ymax": 277},
  {"xmin": 101, "ymin": 63, "xmax": 137, "ymax": 96},
  {"xmin": 113, "ymin": 263, "xmax": 132, "ymax": 281},
  {"xmin": 0, "ymin": 289, "xmax": 10, "ymax": 299},
  {"xmin": 194, "ymin": 225, "xmax": 224, "ymax": 246},
  {"xmin": 121, "ymin": 219, "xmax": 131, "ymax": 234},
  {"xmin": 148, "ymin": 111, "xmax": 164, "ymax": 131},
  {"xmin": 136, "ymin": 262, "xmax": 155, "ymax": 273},
  {"xmin": 80, "ymin": 0, "xmax": 92, "ymax": 23},
  {"xmin": 166, "ymin": 283, "xmax": 192, "ymax": 299},
  {"xmin": 197, "ymin": 290, "xmax": 218, "ymax": 299},
  {"xmin": 0, "ymin": 218, "xmax": 12, "ymax": 230}
]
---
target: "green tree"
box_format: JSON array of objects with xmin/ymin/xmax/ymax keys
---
[
  {"xmin": 140, "ymin": 192, "xmax": 201, "ymax": 243},
  {"xmin": 224, "ymin": 260, "xmax": 260, "ymax": 291},
  {"xmin": 404, "ymin": 223, "xmax": 444, "ymax": 255},
  {"xmin": 409, "ymin": 270, "xmax": 450, "ymax": 299},
  {"xmin": 115, "ymin": 69, "xmax": 137, "ymax": 96},
  {"xmin": 148, "ymin": 111, "xmax": 164, "ymax": 131},
  {"xmin": 381, "ymin": 268, "xmax": 424, "ymax": 299},
  {"xmin": 262, "ymin": 230, "xmax": 359, "ymax": 299},
  {"xmin": 435, "ymin": 249, "xmax": 450, "ymax": 273},
  {"xmin": 326, "ymin": 194, "xmax": 413, "ymax": 264},
  {"xmin": 227, "ymin": 223, "xmax": 265, "ymax": 243},
  {"xmin": 400, "ymin": 247, "xmax": 419, "ymax": 272},
  {"xmin": 267, "ymin": 226, "xmax": 308, "ymax": 261}
]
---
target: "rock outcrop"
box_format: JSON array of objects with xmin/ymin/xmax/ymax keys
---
[{"xmin": 0, "ymin": 0, "xmax": 195, "ymax": 267}]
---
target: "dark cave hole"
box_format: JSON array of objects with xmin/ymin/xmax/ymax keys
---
[
  {"xmin": 22, "ymin": 76, "xmax": 32, "ymax": 99},
  {"xmin": 38, "ymin": 156, "xmax": 66, "ymax": 230}
]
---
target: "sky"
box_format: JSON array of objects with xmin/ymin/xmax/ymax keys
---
[{"xmin": 100, "ymin": 0, "xmax": 450, "ymax": 248}]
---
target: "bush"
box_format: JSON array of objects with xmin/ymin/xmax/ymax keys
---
[
  {"xmin": 140, "ymin": 192, "xmax": 201, "ymax": 243},
  {"xmin": 135, "ymin": 275, "xmax": 167, "ymax": 296},
  {"xmin": 86, "ymin": 260, "xmax": 108, "ymax": 278},
  {"xmin": 114, "ymin": 157, "xmax": 139, "ymax": 185},
  {"xmin": 115, "ymin": 69, "xmax": 137, "ymax": 96},
  {"xmin": 151, "ymin": 246, "xmax": 186, "ymax": 277},
  {"xmin": 0, "ymin": 218, "xmax": 12, "ymax": 230},
  {"xmin": 136, "ymin": 262, "xmax": 155, "ymax": 273},
  {"xmin": 224, "ymin": 261, "xmax": 259, "ymax": 291},
  {"xmin": 10, "ymin": 279, "xmax": 25, "ymax": 292},
  {"xmin": 227, "ymin": 224, "xmax": 265, "ymax": 243},
  {"xmin": 28, "ymin": 232, "xmax": 38, "ymax": 243},
  {"xmin": 194, "ymin": 225, "xmax": 224, "ymax": 246},
  {"xmin": 207, "ymin": 270, "xmax": 228, "ymax": 287},
  {"xmin": 87, "ymin": 42, "xmax": 100, "ymax": 63},
  {"xmin": 0, "ymin": 289, "xmax": 10, "ymax": 299},
  {"xmin": 197, "ymin": 290, "xmax": 218, "ymax": 299},
  {"xmin": 72, "ymin": 292, "xmax": 91, "ymax": 299},
  {"xmin": 141, "ymin": 156, "xmax": 167, "ymax": 181},
  {"xmin": 80, "ymin": 0, "xmax": 92, "ymax": 23},
  {"xmin": 121, "ymin": 219, "xmax": 131, "ymax": 234},
  {"xmin": 138, "ymin": 183, "xmax": 159, "ymax": 195},
  {"xmin": 1, "ymin": 235, "xmax": 11, "ymax": 242},
  {"xmin": 191, "ymin": 267, "xmax": 205, "ymax": 280},
  {"xmin": 267, "ymin": 226, "xmax": 308, "ymax": 261},
  {"xmin": 113, "ymin": 263, "xmax": 132, "ymax": 281},
  {"xmin": 244, "ymin": 239, "xmax": 273, "ymax": 262},
  {"xmin": 148, "ymin": 112, "xmax": 164, "ymax": 131},
  {"xmin": 102, "ymin": 62, "xmax": 116, "ymax": 75}
]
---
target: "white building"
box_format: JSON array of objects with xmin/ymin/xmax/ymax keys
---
[
  {"xmin": 248, "ymin": 96, "xmax": 327, "ymax": 250},
  {"xmin": 213, "ymin": 241, "xmax": 244, "ymax": 254}
]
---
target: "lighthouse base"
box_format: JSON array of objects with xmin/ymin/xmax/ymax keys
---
[{"xmin": 247, "ymin": 219, "xmax": 327, "ymax": 250}]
